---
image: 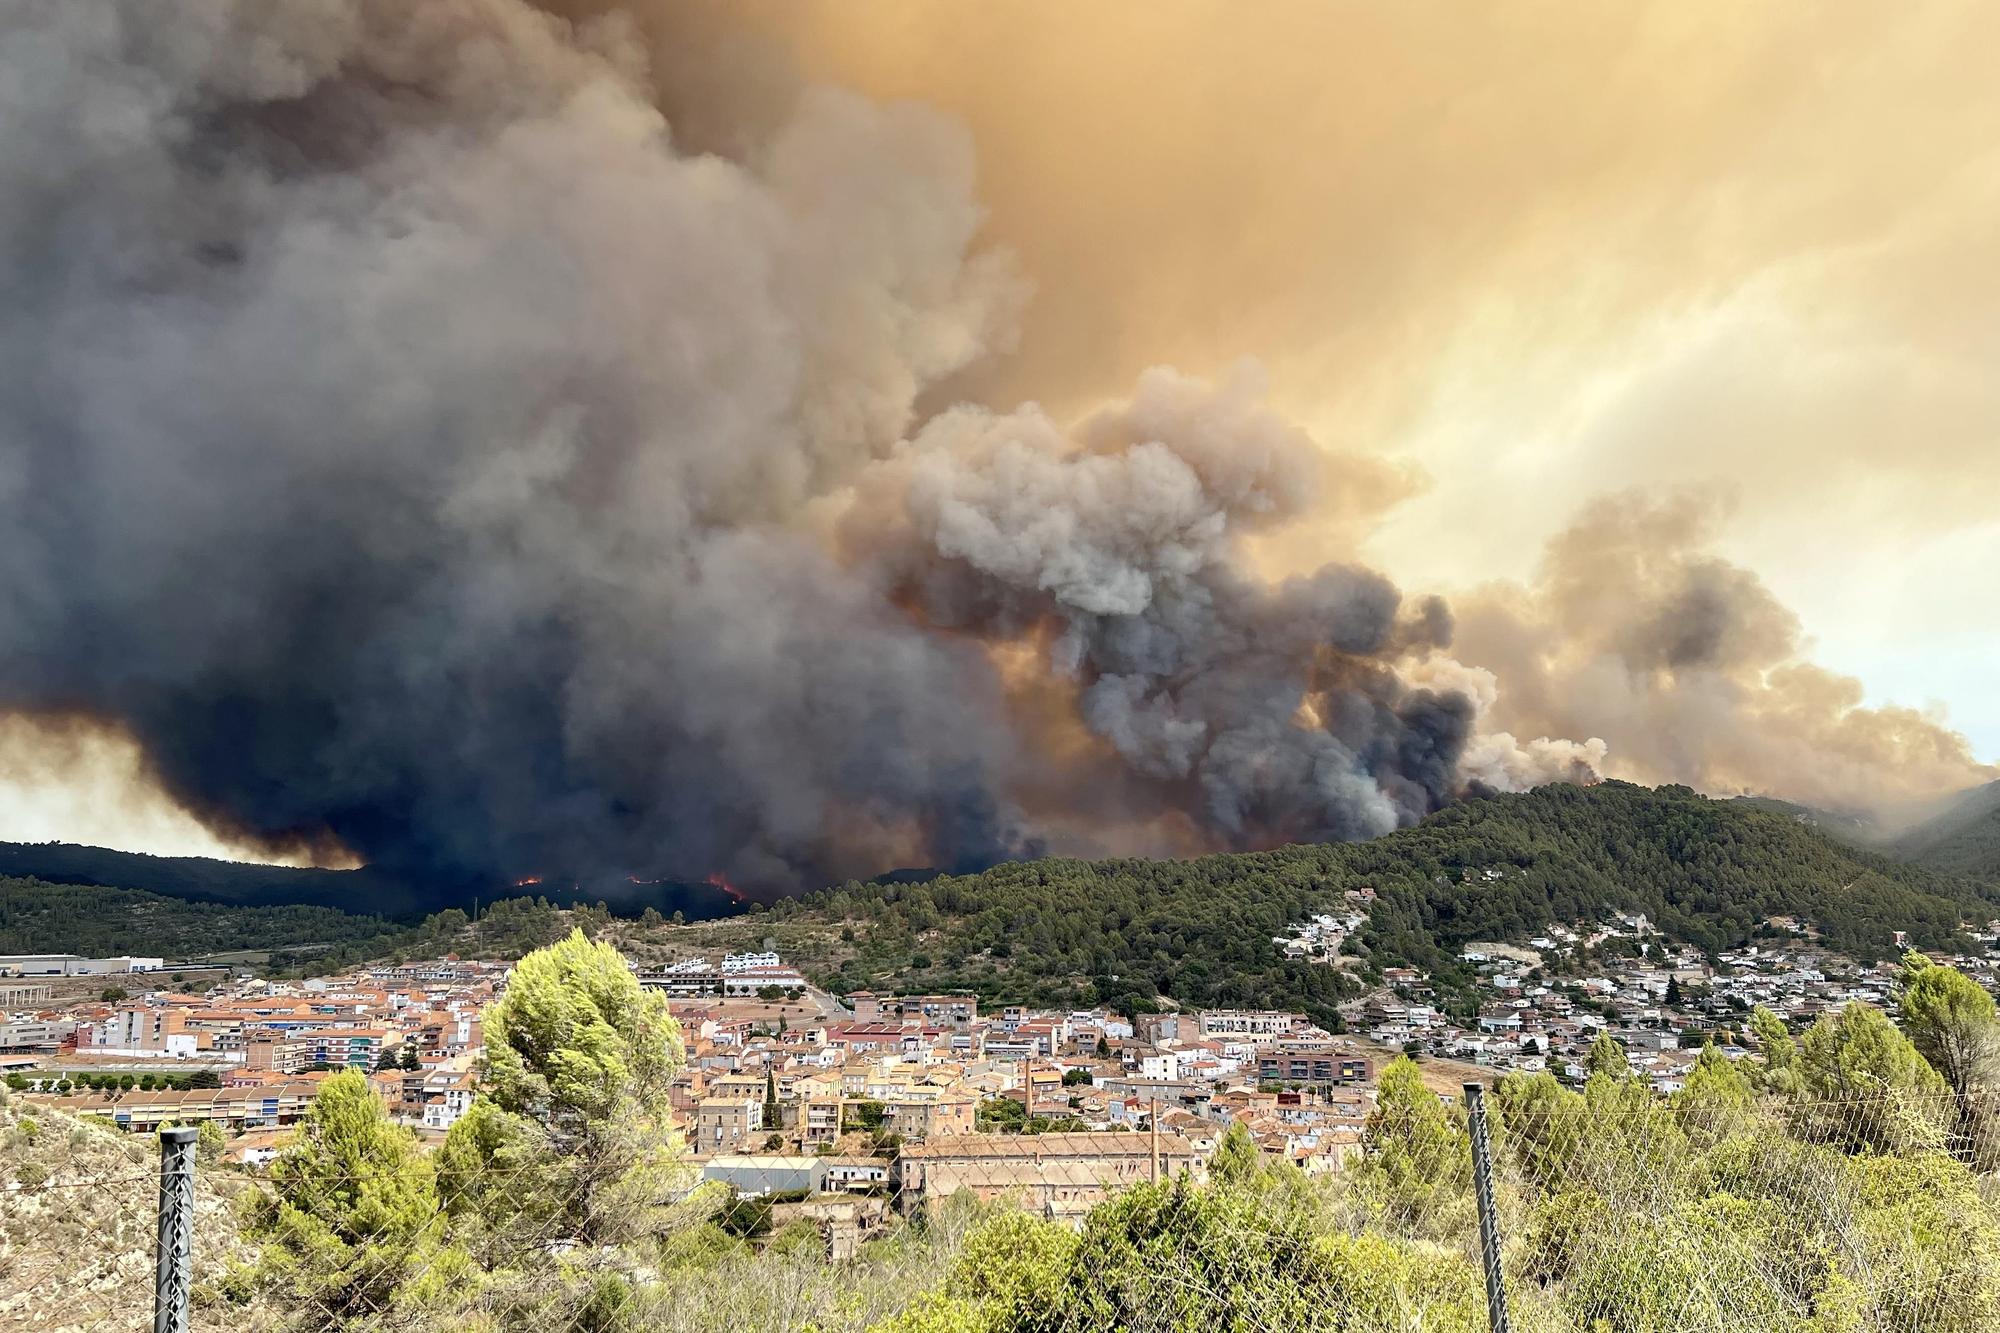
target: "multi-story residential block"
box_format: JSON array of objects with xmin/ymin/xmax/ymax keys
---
[
  {"xmin": 787, "ymin": 1096, "xmax": 844, "ymax": 1147},
  {"xmin": 884, "ymin": 1092, "xmax": 977, "ymax": 1141},
  {"xmin": 908, "ymin": 994, "xmax": 979, "ymax": 1026},
  {"xmin": 421, "ymin": 1069, "xmax": 477, "ymax": 1131},
  {"xmin": 305, "ymin": 1027, "xmax": 385, "ymax": 1068},
  {"xmin": 1256, "ymin": 1040, "xmax": 1372, "ymax": 1087},
  {"xmin": 721, "ymin": 952, "xmax": 783, "ymax": 974},
  {"xmin": 30, "ymin": 1082, "xmax": 324, "ymax": 1133},
  {"xmin": 0, "ymin": 1017, "xmax": 77, "ymax": 1051},
  {"xmin": 1196, "ymin": 1010, "xmax": 1306, "ymax": 1043},
  {"xmin": 695, "ymin": 1097, "xmax": 762, "ymax": 1155},
  {"xmin": 84, "ymin": 1005, "xmax": 200, "ymax": 1058},
  {"xmin": 722, "ymin": 968, "xmax": 810, "ymax": 997},
  {"xmin": 846, "ymin": 993, "xmax": 979, "ymax": 1025}
]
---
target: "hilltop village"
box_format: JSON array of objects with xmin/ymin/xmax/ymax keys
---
[{"xmin": 9, "ymin": 899, "xmax": 2000, "ymax": 1239}]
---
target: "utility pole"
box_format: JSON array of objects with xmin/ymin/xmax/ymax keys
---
[{"xmin": 1149, "ymin": 1091, "xmax": 1161, "ymax": 1183}]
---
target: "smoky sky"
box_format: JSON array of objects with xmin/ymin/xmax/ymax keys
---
[
  {"xmin": 660, "ymin": 0, "xmax": 2000, "ymax": 784},
  {"xmin": 0, "ymin": 0, "xmax": 1608, "ymax": 889},
  {"xmin": 1451, "ymin": 493, "xmax": 1997, "ymax": 821},
  {"xmin": 11, "ymin": 1, "xmax": 1982, "ymax": 886}
]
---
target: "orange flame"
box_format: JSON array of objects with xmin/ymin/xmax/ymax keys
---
[{"xmin": 704, "ymin": 871, "xmax": 750, "ymax": 903}]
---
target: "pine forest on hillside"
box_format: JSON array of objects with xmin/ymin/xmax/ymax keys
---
[{"xmin": 774, "ymin": 783, "xmax": 2000, "ymax": 1022}]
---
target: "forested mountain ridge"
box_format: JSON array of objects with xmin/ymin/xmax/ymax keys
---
[
  {"xmin": 10, "ymin": 783, "xmax": 1994, "ymax": 1017},
  {"xmin": 0, "ymin": 877, "xmax": 591, "ymax": 973},
  {"xmin": 0, "ymin": 842, "xmax": 449, "ymax": 917},
  {"xmin": 0, "ymin": 840, "xmax": 743, "ymax": 921},
  {"xmin": 1724, "ymin": 785, "xmax": 2000, "ymax": 886},
  {"xmin": 773, "ymin": 781, "xmax": 2000, "ymax": 1021},
  {"xmin": 1352, "ymin": 781, "xmax": 1993, "ymax": 977},
  {"xmin": 1724, "ymin": 794, "xmax": 1886, "ymax": 846},
  {"xmin": 1891, "ymin": 780, "xmax": 2000, "ymax": 881},
  {"xmin": 0, "ymin": 877, "xmax": 398, "ymax": 961}
]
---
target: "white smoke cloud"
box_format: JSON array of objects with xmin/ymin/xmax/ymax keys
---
[{"xmin": 1450, "ymin": 492, "xmax": 1996, "ymax": 816}]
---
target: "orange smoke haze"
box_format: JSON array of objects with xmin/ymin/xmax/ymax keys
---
[
  {"xmin": 0, "ymin": 715, "xmax": 358, "ymax": 868},
  {"xmin": 628, "ymin": 0, "xmax": 2000, "ymax": 809}
]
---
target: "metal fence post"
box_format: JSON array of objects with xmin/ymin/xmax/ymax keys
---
[
  {"xmin": 154, "ymin": 1126, "xmax": 199, "ymax": 1333},
  {"xmin": 1464, "ymin": 1083, "xmax": 1511, "ymax": 1333}
]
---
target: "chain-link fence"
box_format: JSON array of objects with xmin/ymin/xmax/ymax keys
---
[
  {"xmin": 1041, "ymin": 1078, "xmax": 2000, "ymax": 1333},
  {"xmin": 0, "ymin": 1115, "xmax": 248, "ymax": 1333},
  {"xmin": 1, "ymin": 1091, "xmax": 968, "ymax": 1333},
  {"xmin": 1472, "ymin": 1081, "xmax": 1999, "ymax": 1332},
  {"xmin": 8, "ymin": 1077, "xmax": 2000, "ymax": 1332}
]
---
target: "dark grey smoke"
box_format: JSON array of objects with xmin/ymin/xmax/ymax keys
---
[
  {"xmin": 0, "ymin": 0, "xmax": 1588, "ymax": 890},
  {"xmin": 841, "ymin": 365, "xmax": 1528, "ymax": 849}
]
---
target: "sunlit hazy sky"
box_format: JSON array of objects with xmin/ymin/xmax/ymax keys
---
[{"xmin": 698, "ymin": 0, "xmax": 1997, "ymax": 761}]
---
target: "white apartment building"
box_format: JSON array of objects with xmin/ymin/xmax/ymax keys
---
[
  {"xmin": 1196, "ymin": 1010, "xmax": 1305, "ymax": 1042},
  {"xmin": 0, "ymin": 1017, "xmax": 77, "ymax": 1050},
  {"xmin": 421, "ymin": 1071, "xmax": 477, "ymax": 1132},
  {"xmin": 723, "ymin": 968, "xmax": 808, "ymax": 997},
  {"xmin": 84, "ymin": 1008, "xmax": 203, "ymax": 1059},
  {"xmin": 721, "ymin": 952, "xmax": 782, "ymax": 975}
]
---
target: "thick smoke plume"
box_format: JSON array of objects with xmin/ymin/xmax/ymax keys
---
[
  {"xmin": 6, "ymin": 2, "xmax": 1981, "ymax": 890},
  {"xmin": 842, "ymin": 366, "xmax": 1583, "ymax": 848},
  {"xmin": 0, "ymin": 0, "xmax": 1589, "ymax": 889}
]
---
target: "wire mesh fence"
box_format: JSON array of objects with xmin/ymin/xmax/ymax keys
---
[
  {"xmin": 0, "ymin": 1116, "xmax": 234, "ymax": 1333},
  {"xmin": 7, "ymin": 1075, "xmax": 2000, "ymax": 1331},
  {"xmin": 0, "ymin": 1097, "xmax": 946, "ymax": 1332},
  {"xmin": 1038, "ymin": 1079, "xmax": 2000, "ymax": 1333},
  {"xmin": 1478, "ymin": 1082, "xmax": 2000, "ymax": 1332}
]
